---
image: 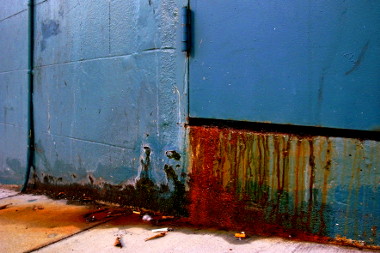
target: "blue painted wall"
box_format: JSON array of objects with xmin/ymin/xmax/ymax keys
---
[
  {"xmin": 1, "ymin": 0, "xmax": 188, "ymax": 187},
  {"xmin": 190, "ymin": 0, "xmax": 380, "ymax": 131},
  {"xmin": 0, "ymin": 0, "xmax": 29, "ymax": 184}
]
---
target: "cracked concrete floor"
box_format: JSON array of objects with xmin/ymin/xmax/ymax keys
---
[{"xmin": 0, "ymin": 186, "xmax": 377, "ymax": 253}]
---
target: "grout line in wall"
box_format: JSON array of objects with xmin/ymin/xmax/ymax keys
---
[
  {"xmin": 34, "ymin": 49, "xmax": 176, "ymax": 69},
  {"xmin": 38, "ymin": 131, "xmax": 135, "ymax": 150},
  {"xmin": 0, "ymin": 9, "xmax": 27, "ymax": 22}
]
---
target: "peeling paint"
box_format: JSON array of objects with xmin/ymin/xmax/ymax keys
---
[{"xmin": 166, "ymin": 150, "xmax": 181, "ymax": 160}]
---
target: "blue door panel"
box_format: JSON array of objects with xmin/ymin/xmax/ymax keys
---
[{"xmin": 189, "ymin": 0, "xmax": 380, "ymax": 131}]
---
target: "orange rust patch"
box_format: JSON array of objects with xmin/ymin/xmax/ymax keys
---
[
  {"xmin": 0, "ymin": 199, "xmax": 113, "ymax": 253},
  {"xmin": 0, "ymin": 202, "xmax": 94, "ymax": 228}
]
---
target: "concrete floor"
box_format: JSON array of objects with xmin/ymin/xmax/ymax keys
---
[{"xmin": 0, "ymin": 186, "xmax": 377, "ymax": 253}]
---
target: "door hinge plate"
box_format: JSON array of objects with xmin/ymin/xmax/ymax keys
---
[{"xmin": 181, "ymin": 6, "xmax": 191, "ymax": 54}]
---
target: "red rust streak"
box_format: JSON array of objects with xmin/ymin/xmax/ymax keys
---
[{"xmin": 308, "ymin": 139, "xmax": 315, "ymax": 226}]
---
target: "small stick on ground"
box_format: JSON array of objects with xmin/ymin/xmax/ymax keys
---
[
  {"xmin": 114, "ymin": 237, "xmax": 123, "ymax": 248},
  {"xmin": 0, "ymin": 203, "xmax": 12, "ymax": 210},
  {"xmin": 145, "ymin": 232, "xmax": 167, "ymax": 241}
]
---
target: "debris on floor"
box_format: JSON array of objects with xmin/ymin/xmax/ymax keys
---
[
  {"xmin": 86, "ymin": 215, "xmax": 97, "ymax": 222},
  {"xmin": 234, "ymin": 232, "xmax": 246, "ymax": 240},
  {"xmin": 151, "ymin": 227, "xmax": 173, "ymax": 233},
  {"xmin": 160, "ymin": 215, "xmax": 175, "ymax": 220},
  {"xmin": 139, "ymin": 212, "xmax": 177, "ymax": 225},
  {"xmin": 32, "ymin": 205, "xmax": 44, "ymax": 211},
  {"xmin": 84, "ymin": 208, "xmax": 110, "ymax": 222},
  {"xmin": 142, "ymin": 214, "xmax": 153, "ymax": 221},
  {"xmin": 56, "ymin": 192, "xmax": 66, "ymax": 198},
  {"xmin": 145, "ymin": 232, "xmax": 167, "ymax": 241},
  {"xmin": 114, "ymin": 236, "xmax": 123, "ymax": 248},
  {"xmin": 0, "ymin": 203, "xmax": 12, "ymax": 210},
  {"xmin": 47, "ymin": 233, "xmax": 58, "ymax": 238}
]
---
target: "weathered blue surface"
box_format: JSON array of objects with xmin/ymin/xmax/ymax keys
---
[
  {"xmin": 31, "ymin": 0, "xmax": 187, "ymax": 186},
  {"xmin": 190, "ymin": 0, "xmax": 380, "ymax": 131},
  {"xmin": 0, "ymin": 0, "xmax": 29, "ymax": 184}
]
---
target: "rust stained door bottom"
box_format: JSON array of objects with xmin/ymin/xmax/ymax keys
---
[{"xmin": 187, "ymin": 125, "xmax": 380, "ymax": 248}]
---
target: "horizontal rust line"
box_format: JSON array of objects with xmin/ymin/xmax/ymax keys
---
[{"xmin": 187, "ymin": 117, "xmax": 380, "ymax": 141}]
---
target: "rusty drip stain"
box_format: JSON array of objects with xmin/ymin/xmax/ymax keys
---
[
  {"xmin": 319, "ymin": 138, "xmax": 332, "ymax": 235},
  {"xmin": 308, "ymin": 139, "xmax": 316, "ymax": 226},
  {"xmin": 344, "ymin": 140, "xmax": 363, "ymax": 236},
  {"xmin": 354, "ymin": 141, "xmax": 365, "ymax": 238},
  {"xmin": 263, "ymin": 135, "xmax": 270, "ymax": 189},
  {"xmin": 275, "ymin": 136, "xmax": 282, "ymax": 193},
  {"xmin": 257, "ymin": 135, "xmax": 263, "ymax": 187},
  {"xmin": 294, "ymin": 139, "xmax": 300, "ymax": 215},
  {"xmin": 237, "ymin": 134, "xmax": 245, "ymax": 198},
  {"xmin": 322, "ymin": 139, "xmax": 332, "ymax": 204},
  {"xmin": 230, "ymin": 131, "xmax": 239, "ymax": 194},
  {"xmin": 282, "ymin": 136, "xmax": 291, "ymax": 194}
]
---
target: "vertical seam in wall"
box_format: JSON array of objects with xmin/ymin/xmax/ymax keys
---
[
  {"xmin": 22, "ymin": 0, "xmax": 35, "ymax": 192},
  {"xmin": 186, "ymin": 0, "xmax": 190, "ymax": 123},
  {"xmin": 156, "ymin": 51, "xmax": 160, "ymax": 139},
  {"xmin": 184, "ymin": 57, "xmax": 189, "ymax": 124},
  {"xmin": 108, "ymin": 0, "xmax": 111, "ymax": 54}
]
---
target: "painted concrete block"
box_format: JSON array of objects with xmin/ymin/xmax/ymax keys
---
[
  {"xmin": 34, "ymin": 132, "xmax": 137, "ymax": 185},
  {"xmin": 0, "ymin": 0, "xmax": 28, "ymax": 21},
  {"xmin": 0, "ymin": 71, "xmax": 28, "ymax": 126},
  {"xmin": 0, "ymin": 1, "xmax": 29, "ymax": 185},
  {"xmin": 35, "ymin": 0, "xmax": 110, "ymax": 66},
  {"xmin": 0, "ymin": 10, "xmax": 28, "ymax": 72},
  {"xmin": 0, "ymin": 124, "xmax": 28, "ymax": 184},
  {"xmin": 110, "ymin": 0, "xmax": 177, "ymax": 55}
]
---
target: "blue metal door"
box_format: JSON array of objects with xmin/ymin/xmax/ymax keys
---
[{"xmin": 189, "ymin": 0, "xmax": 380, "ymax": 131}]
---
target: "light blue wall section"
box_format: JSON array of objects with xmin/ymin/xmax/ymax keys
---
[
  {"xmin": 32, "ymin": 0, "xmax": 187, "ymax": 185},
  {"xmin": 0, "ymin": 0, "xmax": 29, "ymax": 184},
  {"xmin": 0, "ymin": 0, "xmax": 28, "ymax": 21}
]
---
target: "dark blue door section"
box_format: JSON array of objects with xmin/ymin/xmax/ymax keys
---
[{"xmin": 189, "ymin": 1, "xmax": 380, "ymax": 131}]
